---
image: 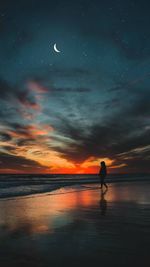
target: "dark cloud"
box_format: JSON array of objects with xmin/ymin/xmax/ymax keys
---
[
  {"xmin": 4, "ymin": 123, "xmax": 33, "ymax": 139},
  {"xmin": 18, "ymin": 93, "xmax": 41, "ymax": 111},
  {"xmin": 16, "ymin": 138, "xmax": 35, "ymax": 147},
  {"xmin": 0, "ymin": 152, "xmax": 46, "ymax": 172},
  {"xmin": 114, "ymin": 151, "xmax": 150, "ymax": 173},
  {"xmin": 51, "ymin": 96, "xmax": 150, "ymax": 170},
  {"xmin": 0, "ymin": 133, "xmax": 12, "ymax": 142},
  {"xmin": 0, "ymin": 78, "xmax": 41, "ymax": 125},
  {"xmin": 128, "ymin": 94, "xmax": 150, "ymax": 119},
  {"xmin": 0, "ymin": 145, "xmax": 15, "ymax": 153}
]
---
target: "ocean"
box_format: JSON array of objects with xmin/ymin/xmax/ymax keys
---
[{"xmin": 0, "ymin": 173, "xmax": 149, "ymax": 199}]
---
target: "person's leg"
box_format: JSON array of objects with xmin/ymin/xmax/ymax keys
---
[
  {"xmin": 104, "ymin": 182, "xmax": 108, "ymax": 188},
  {"xmin": 100, "ymin": 177, "xmax": 104, "ymax": 189}
]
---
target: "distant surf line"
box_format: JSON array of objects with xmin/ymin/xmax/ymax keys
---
[{"xmin": 0, "ymin": 185, "xmax": 105, "ymax": 201}]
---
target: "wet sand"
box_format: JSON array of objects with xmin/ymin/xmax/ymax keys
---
[{"xmin": 0, "ymin": 181, "xmax": 150, "ymax": 267}]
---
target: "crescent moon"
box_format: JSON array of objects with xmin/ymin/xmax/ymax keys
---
[{"xmin": 54, "ymin": 43, "xmax": 61, "ymax": 53}]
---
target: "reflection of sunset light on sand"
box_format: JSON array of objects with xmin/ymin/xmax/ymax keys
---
[
  {"xmin": 0, "ymin": 183, "xmax": 150, "ymax": 236},
  {"xmin": 0, "ymin": 186, "xmax": 115, "ymax": 235},
  {"xmin": 0, "ymin": 188, "xmax": 99, "ymax": 235}
]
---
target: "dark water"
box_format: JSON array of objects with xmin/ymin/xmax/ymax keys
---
[
  {"xmin": 0, "ymin": 173, "xmax": 149, "ymax": 198},
  {"xmin": 0, "ymin": 181, "xmax": 150, "ymax": 267}
]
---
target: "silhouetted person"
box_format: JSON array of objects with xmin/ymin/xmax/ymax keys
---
[
  {"xmin": 99, "ymin": 188, "xmax": 107, "ymax": 215},
  {"xmin": 99, "ymin": 161, "xmax": 108, "ymax": 189}
]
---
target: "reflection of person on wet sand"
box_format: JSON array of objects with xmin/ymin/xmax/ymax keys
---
[
  {"xmin": 99, "ymin": 189, "xmax": 107, "ymax": 216},
  {"xmin": 99, "ymin": 161, "xmax": 108, "ymax": 189}
]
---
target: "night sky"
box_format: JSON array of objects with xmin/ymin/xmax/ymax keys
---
[{"xmin": 0, "ymin": 0, "xmax": 150, "ymax": 174}]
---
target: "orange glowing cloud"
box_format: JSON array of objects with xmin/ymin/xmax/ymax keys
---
[
  {"xmin": 79, "ymin": 156, "xmax": 114, "ymax": 173},
  {"xmin": 7, "ymin": 124, "xmax": 53, "ymax": 140},
  {"xmin": 1, "ymin": 121, "xmax": 121, "ymax": 174},
  {"xmin": 27, "ymin": 124, "xmax": 54, "ymax": 136},
  {"xmin": 7, "ymin": 130, "xmax": 31, "ymax": 139}
]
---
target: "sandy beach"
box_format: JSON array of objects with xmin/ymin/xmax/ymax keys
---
[{"xmin": 0, "ymin": 181, "xmax": 150, "ymax": 267}]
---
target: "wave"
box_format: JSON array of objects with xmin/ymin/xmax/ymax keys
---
[{"xmin": 0, "ymin": 173, "xmax": 149, "ymax": 199}]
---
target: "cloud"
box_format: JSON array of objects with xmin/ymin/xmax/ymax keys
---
[
  {"xmin": 0, "ymin": 132, "xmax": 12, "ymax": 142},
  {"xmin": 2, "ymin": 123, "xmax": 53, "ymax": 146},
  {"xmin": 0, "ymin": 151, "xmax": 46, "ymax": 173},
  {"xmin": 27, "ymin": 80, "xmax": 49, "ymax": 94},
  {"xmin": 0, "ymin": 79, "xmax": 42, "ymax": 118},
  {"xmin": 17, "ymin": 91, "xmax": 41, "ymax": 111},
  {"xmin": 49, "ymin": 94, "xmax": 150, "ymax": 172},
  {"xmin": 0, "ymin": 68, "xmax": 149, "ymax": 173}
]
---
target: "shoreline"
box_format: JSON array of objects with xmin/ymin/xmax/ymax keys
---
[{"xmin": 0, "ymin": 177, "xmax": 149, "ymax": 200}]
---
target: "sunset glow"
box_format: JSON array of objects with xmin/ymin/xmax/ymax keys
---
[{"xmin": 0, "ymin": 1, "xmax": 150, "ymax": 174}]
